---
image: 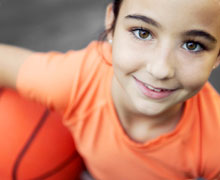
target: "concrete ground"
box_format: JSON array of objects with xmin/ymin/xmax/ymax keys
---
[{"xmin": 0, "ymin": 0, "xmax": 219, "ymax": 92}]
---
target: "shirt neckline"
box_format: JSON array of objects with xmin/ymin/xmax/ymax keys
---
[{"xmin": 107, "ymin": 82, "xmax": 193, "ymax": 151}]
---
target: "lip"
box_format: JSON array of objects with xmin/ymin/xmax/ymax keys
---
[{"xmin": 133, "ymin": 76, "xmax": 177, "ymax": 99}]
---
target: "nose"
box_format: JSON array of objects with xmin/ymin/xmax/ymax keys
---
[{"xmin": 146, "ymin": 45, "xmax": 175, "ymax": 80}]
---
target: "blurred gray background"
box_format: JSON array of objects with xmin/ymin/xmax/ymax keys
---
[{"xmin": 0, "ymin": 0, "xmax": 219, "ymax": 92}]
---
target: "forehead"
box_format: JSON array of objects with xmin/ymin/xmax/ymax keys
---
[
  {"xmin": 120, "ymin": 0, "xmax": 220, "ymax": 17},
  {"xmin": 119, "ymin": 0, "xmax": 220, "ymax": 36}
]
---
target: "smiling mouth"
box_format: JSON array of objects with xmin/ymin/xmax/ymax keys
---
[
  {"xmin": 143, "ymin": 83, "xmax": 173, "ymax": 92},
  {"xmin": 133, "ymin": 76, "xmax": 177, "ymax": 99}
]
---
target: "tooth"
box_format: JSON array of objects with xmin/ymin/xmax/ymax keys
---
[
  {"xmin": 154, "ymin": 89, "xmax": 162, "ymax": 92},
  {"xmin": 146, "ymin": 85, "xmax": 161, "ymax": 92},
  {"xmin": 147, "ymin": 85, "xmax": 155, "ymax": 90},
  {"xmin": 144, "ymin": 83, "xmax": 165, "ymax": 92}
]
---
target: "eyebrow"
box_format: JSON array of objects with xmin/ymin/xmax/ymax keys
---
[
  {"xmin": 183, "ymin": 30, "xmax": 217, "ymax": 44},
  {"xmin": 125, "ymin": 14, "xmax": 217, "ymax": 44},
  {"xmin": 125, "ymin": 14, "xmax": 161, "ymax": 28}
]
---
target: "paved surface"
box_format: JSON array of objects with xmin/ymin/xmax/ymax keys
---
[{"xmin": 0, "ymin": 0, "xmax": 219, "ymax": 92}]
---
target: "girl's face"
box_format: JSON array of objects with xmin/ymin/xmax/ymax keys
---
[{"xmin": 108, "ymin": 0, "xmax": 220, "ymax": 116}]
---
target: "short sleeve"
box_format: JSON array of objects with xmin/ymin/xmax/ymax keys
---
[{"xmin": 16, "ymin": 49, "xmax": 86, "ymax": 115}]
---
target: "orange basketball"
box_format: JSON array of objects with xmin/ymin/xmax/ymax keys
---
[{"xmin": 0, "ymin": 89, "xmax": 83, "ymax": 180}]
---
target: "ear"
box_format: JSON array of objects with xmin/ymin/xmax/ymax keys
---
[
  {"xmin": 105, "ymin": 3, "xmax": 114, "ymax": 41},
  {"xmin": 213, "ymin": 51, "xmax": 220, "ymax": 69}
]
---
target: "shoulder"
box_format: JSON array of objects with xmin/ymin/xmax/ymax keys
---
[
  {"xmin": 24, "ymin": 40, "xmax": 111, "ymax": 67},
  {"xmin": 196, "ymin": 83, "xmax": 220, "ymax": 178},
  {"xmin": 63, "ymin": 41, "xmax": 112, "ymax": 77},
  {"xmin": 66, "ymin": 40, "xmax": 112, "ymax": 63},
  {"xmin": 195, "ymin": 82, "xmax": 220, "ymax": 122},
  {"xmin": 64, "ymin": 41, "xmax": 113, "ymax": 117},
  {"xmin": 16, "ymin": 41, "xmax": 112, "ymax": 114},
  {"xmin": 18, "ymin": 41, "xmax": 112, "ymax": 86},
  {"xmin": 197, "ymin": 82, "xmax": 220, "ymax": 113}
]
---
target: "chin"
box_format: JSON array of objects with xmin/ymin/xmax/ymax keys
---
[{"xmin": 133, "ymin": 98, "xmax": 173, "ymax": 117}]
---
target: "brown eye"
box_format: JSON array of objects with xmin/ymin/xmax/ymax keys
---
[
  {"xmin": 183, "ymin": 41, "xmax": 204, "ymax": 53},
  {"xmin": 133, "ymin": 29, "xmax": 152, "ymax": 40},
  {"xmin": 139, "ymin": 30, "xmax": 150, "ymax": 39},
  {"xmin": 186, "ymin": 42, "xmax": 197, "ymax": 50}
]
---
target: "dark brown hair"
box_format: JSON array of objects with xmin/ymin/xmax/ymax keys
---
[{"xmin": 100, "ymin": 0, "xmax": 123, "ymax": 40}]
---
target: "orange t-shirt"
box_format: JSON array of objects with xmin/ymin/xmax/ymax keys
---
[{"xmin": 17, "ymin": 41, "xmax": 220, "ymax": 180}]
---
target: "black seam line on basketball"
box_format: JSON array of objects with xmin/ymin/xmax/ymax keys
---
[
  {"xmin": 12, "ymin": 109, "xmax": 50, "ymax": 180},
  {"xmin": 30, "ymin": 151, "xmax": 80, "ymax": 180},
  {"xmin": 0, "ymin": 88, "xmax": 5, "ymax": 100}
]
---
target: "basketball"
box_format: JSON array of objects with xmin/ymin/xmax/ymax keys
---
[{"xmin": 0, "ymin": 89, "xmax": 83, "ymax": 180}]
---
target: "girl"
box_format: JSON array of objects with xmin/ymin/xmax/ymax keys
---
[{"xmin": 1, "ymin": 0, "xmax": 220, "ymax": 179}]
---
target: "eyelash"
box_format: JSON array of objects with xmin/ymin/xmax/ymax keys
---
[
  {"xmin": 130, "ymin": 27, "xmax": 153, "ymax": 41},
  {"xmin": 182, "ymin": 40, "xmax": 208, "ymax": 54},
  {"xmin": 129, "ymin": 27, "xmax": 208, "ymax": 54}
]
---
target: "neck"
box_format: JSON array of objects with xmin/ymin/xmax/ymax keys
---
[
  {"xmin": 114, "ymin": 91, "xmax": 183, "ymax": 129},
  {"xmin": 111, "ymin": 76, "xmax": 184, "ymax": 142}
]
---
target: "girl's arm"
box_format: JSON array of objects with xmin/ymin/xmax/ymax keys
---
[{"xmin": 0, "ymin": 44, "xmax": 33, "ymax": 89}]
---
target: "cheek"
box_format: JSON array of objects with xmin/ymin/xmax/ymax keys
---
[
  {"xmin": 112, "ymin": 43, "xmax": 144, "ymax": 74},
  {"xmin": 112, "ymin": 26, "xmax": 148, "ymax": 74},
  {"xmin": 177, "ymin": 59, "xmax": 214, "ymax": 90},
  {"xmin": 180, "ymin": 73, "xmax": 208, "ymax": 90}
]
